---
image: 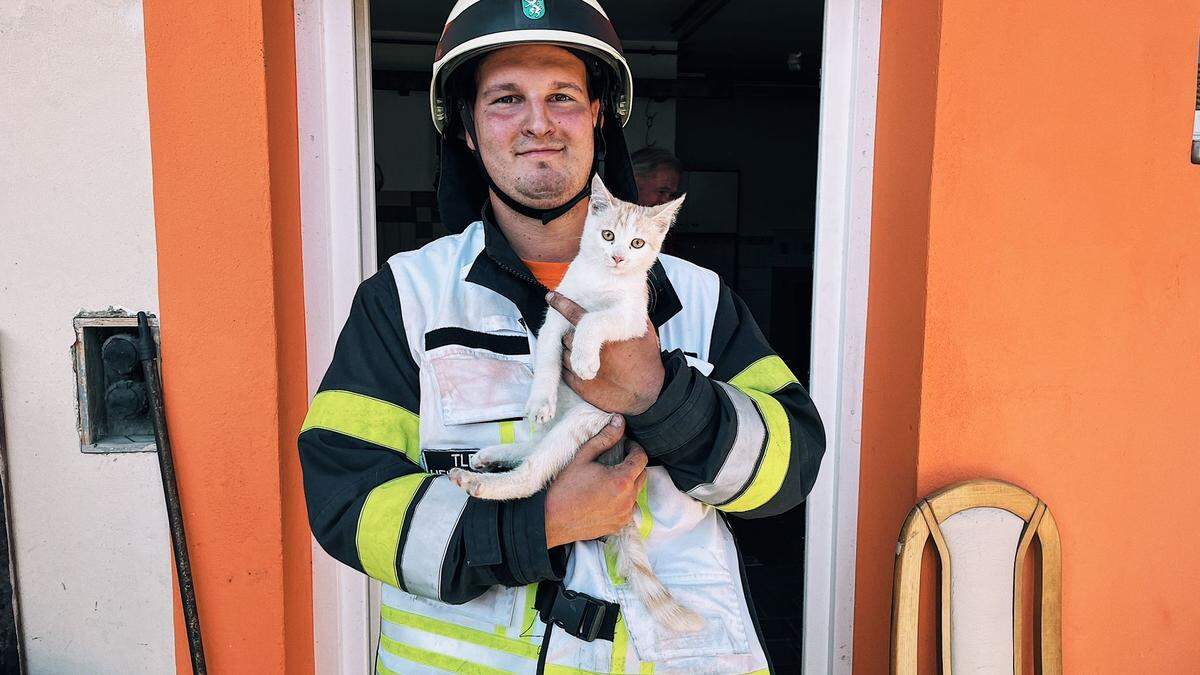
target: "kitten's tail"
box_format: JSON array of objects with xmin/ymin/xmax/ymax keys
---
[{"xmin": 614, "ymin": 523, "xmax": 706, "ymax": 634}]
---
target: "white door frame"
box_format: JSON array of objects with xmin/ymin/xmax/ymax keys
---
[
  {"xmin": 803, "ymin": 0, "xmax": 881, "ymax": 672},
  {"xmin": 296, "ymin": 0, "xmax": 377, "ymax": 671},
  {"xmin": 294, "ymin": 0, "xmax": 882, "ymax": 672}
]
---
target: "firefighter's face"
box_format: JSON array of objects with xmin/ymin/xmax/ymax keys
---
[{"xmin": 468, "ymin": 45, "xmax": 600, "ymax": 210}]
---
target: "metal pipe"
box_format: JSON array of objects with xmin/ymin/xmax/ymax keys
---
[{"xmin": 137, "ymin": 312, "xmax": 207, "ymax": 674}]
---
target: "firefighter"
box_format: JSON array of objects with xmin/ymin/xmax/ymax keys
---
[{"xmin": 298, "ymin": 1, "xmax": 826, "ymax": 672}]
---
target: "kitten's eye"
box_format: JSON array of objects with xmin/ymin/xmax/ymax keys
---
[
  {"xmin": 630, "ymin": 238, "xmax": 645, "ymax": 249},
  {"xmin": 601, "ymin": 230, "xmax": 615, "ymax": 241}
]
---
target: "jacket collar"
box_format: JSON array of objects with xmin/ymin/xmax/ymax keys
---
[{"xmin": 465, "ymin": 203, "xmax": 682, "ymax": 334}]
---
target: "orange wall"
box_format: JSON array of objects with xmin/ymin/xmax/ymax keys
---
[
  {"xmin": 858, "ymin": 0, "xmax": 1200, "ymax": 671},
  {"xmin": 851, "ymin": 0, "xmax": 941, "ymax": 669},
  {"xmin": 142, "ymin": 1, "xmax": 313, "ymax": 672}
]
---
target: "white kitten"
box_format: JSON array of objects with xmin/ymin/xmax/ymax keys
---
[{"xmin": 448, "ymin": 174, "xmax": 703, "ymax": 633}]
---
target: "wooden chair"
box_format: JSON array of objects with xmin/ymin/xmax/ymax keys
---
[{"xmin": 890, "ymin": 479, "xmax": 1062, "ymax": 674}]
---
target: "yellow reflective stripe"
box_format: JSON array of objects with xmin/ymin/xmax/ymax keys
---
[
  {"xmin": 604, "ymin": 540, "xmax": 624, "ymax": 586},
  {"xmin": 545, "ymin": 666, "xmax": 604, "ymax": 674},
  {"xmin": 718, "ymin": 388, "xmax": 791, "ymax": 513},
  {"xmin": 375, "ymin": 656, "xmax": 400, "ymax": 675},
  {"xmin": 605, "ymin": 485, "xmax": 653, "ymax": 587},
  {"xmin": 302, "ymin": 390, "xmax": 421, "ymax": 463},
  {"xmin": 640, "ymin": 664, "xmax": 655, "ymax": 674},
  {"xmin": 380, "ymin": 604, "xmax": 539, "ymax": 659},
  {"xmin": 356, "ymin": 474, "xmax": 427, "ymax": 587},
  {"xmin": 610, "ymin": 614, "xmax": 629, "ymax": 673},
  {"xmin": 729, "ymin": 355, "xmax": 799, "ymax": 395},
  {"xmin": 636, "ymin": 481, "xmax": 653, "ymax": 540},
  {"xmin": 378, "ymin": 633, "xmax": 511, "ymax": 675},
  {"xmin": 499, "ymin": 420, "xmax": 516, "ymax": 444},
  {"xmin": 717, "ymin": 354, "xmax": 799, "ymax": 514}
]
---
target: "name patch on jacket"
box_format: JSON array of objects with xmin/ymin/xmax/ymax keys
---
[{"xmin": 423, "ymin": 448, "xmax": 478, "ymax": 475}]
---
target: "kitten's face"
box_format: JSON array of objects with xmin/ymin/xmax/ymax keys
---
[{"xmin": 581, "ymin": 175, "xmax": 685, "ymax": 274}]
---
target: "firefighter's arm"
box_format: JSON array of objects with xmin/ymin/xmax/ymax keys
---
[
  {"xmin": 626, "ymin": 283, "xmax": 827, "ymax": 518},
  {"xmin": 297, "ymin": 267, "xmax": 564, "ymax": 605}
]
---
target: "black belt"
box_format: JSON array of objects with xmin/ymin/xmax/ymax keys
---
[
  {"xmin": 533, "ymin": 581, "xmax": 621, "ymax": 674},
  {"xmin": 534, "ymin": 580, "xmax": 620, "ymax": 642}
]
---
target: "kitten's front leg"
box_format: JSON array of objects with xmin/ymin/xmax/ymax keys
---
[
  {"xmin": 469, "ymin": 442, "xmax": 534, "ymax": 471},
  {"xmin": 569, "ymin": 309, "xmax": 649, "ymax": 380},
  {"xmin": 526, "ymin": 311, "xmax": 571, "ymax": 424}
]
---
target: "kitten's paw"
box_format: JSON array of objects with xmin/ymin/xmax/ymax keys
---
[
  {"xmin": 447, "ymin": 468, "xmax": 485, "ymax": 497},
  {"xmin": 525, "ymin": 393, "xmax": 557, "ymax": 425},
  {"xmin": 570, "ymin": 348, "xmax": 602, "ymax": 380}
]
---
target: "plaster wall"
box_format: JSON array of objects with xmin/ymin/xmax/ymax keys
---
[{"xmin": 0, "ymin": 1, "xmax": 172, "ymax": 672}]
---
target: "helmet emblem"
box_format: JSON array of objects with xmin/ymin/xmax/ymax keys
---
[{"xmin": 522, "ymin": 0, "xmax": 546, "ymax": 20}]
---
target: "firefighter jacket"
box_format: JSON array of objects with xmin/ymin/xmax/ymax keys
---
[{"xmin": 298, "ymin": 210, "xmax": 826, "ymax": 674}]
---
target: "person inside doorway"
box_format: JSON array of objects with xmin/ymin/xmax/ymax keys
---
[
  {"xmin": 298, "ymin": 1, "xmax": 825, "ymax": 672},
  {"xmin": 630, "ymin": 146, "xmax": 683, "ymax": 207}
]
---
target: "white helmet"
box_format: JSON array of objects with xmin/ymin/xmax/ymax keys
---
[{"xmin": 430, "ymin": 0, "xmax": 634, "ymax": 134}]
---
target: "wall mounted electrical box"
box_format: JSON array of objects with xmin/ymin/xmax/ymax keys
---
[{"xmin": 73, "ymin": 313, "xmax": 160, "ymax": 453}]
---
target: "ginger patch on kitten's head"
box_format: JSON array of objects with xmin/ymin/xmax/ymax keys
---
[{"xmin": 584, "ymin": 174, "xmax": 686, "ymax": 274}]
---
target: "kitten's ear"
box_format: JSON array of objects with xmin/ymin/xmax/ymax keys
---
[
  {"xmin": 589, "ymin": 174, "xmax": 612, "ymax": 214},
  {"xmin": 647, "ymin": 192, "xmax": 686, "ymax": 232}
]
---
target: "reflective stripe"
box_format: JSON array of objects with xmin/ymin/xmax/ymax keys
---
[
  {"xmin": 712, "ymin": 355, "xmax": 800, "ymax": 513},
  {"xmin": 378, "ymin": 633, "xmax": 510, "ymax": 675},
  {"xmin": 636, "ymin": 481, "xmax": 653, "ymax": 540},
  {"xmin": 604, "ymin": 540, "xmax": 623, "ymax": 586},
  {"xmin": 545, "ymin": 666, "xmax": 601, "ymax": 674},
  {"xmin": 640, "ymin": 664, "xmax": 654, "ymax": 674},
  {"xmin": 728, "ymin": 355, "xmax": 799, "ymax": 394},
  {"xmin": 400, "ymin": 476, "xmax": 470, "ymax": 599},
  {"xmin": 381, "ymin": 604, "xmax": 539, "ymax": 659},
  {"xmin": 499, "ymin": 420, "xmax": 516, "ymax": 444},
  {"xmin": 356, "ymin": 474, "xmax": 429, "ymax": 588},
  {"xmin": 610, "ymin": 614, "xmax": 629, "ymax": 673},
  {"xmin": 302, "ymin": 390, "xmax": 421, "ymax": 463},
  {"xmin": 686, "ymin": 382, "xmax": 766, "ymax": 505},
  {"xmin": 718, "ymin": 388, "xmax": 791, "ymax": 513},
  {"xmin": 606, "ymin": 484, "xmax": 655, "ymax": 587}
]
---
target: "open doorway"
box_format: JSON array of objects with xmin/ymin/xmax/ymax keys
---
[{"xmin": 367, "ymin": 1, "xmax": 822, "ymax": 670}]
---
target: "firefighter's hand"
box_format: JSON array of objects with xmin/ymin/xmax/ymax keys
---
[
  {"xmin": 544, "ymin": 416, "xmax": 647, "ymax": 549},
  {"xmin": 546, "ymin": 291, "xmax": 665, "ymax": 415}
]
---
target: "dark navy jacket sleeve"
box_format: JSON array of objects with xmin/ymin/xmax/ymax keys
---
[
  {"xmin": 627, "ymin": 283, "xmax": 826, "ymax": 518},
  {"xmin": 298, "ymin": 266, "xmax": 564, "ymax": 604}
]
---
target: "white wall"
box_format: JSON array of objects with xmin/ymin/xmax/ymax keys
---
[{"xmin": 0, "ymin": 2, "xmax": 173, "ymax": 672}]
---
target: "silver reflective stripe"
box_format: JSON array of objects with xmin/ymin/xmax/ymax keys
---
[
  {"xmin": 687, "ymin": 381, "xmax": 767, "ymax": 504},
  {"xmin": 399, "ymin": 476, "xmax": 470, "ymax": 599}
]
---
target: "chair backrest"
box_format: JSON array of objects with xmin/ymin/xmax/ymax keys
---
[{"xmin": 890, "ymin": 479, "xmax": 1062, "ymax": 675}]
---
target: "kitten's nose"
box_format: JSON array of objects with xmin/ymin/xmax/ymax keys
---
[{"xmin": 611, "ymin": 254, "xmax": 624, "ymax": 264}]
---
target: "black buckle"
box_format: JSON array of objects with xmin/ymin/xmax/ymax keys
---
[{"xmin": 536, "ymin": 582, "xmax": 619, "ymax": 642}]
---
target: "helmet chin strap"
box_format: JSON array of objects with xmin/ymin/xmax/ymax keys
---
[{"xmin": 458, "ymin": 100, "xmax": 606, "ymax": 226}]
